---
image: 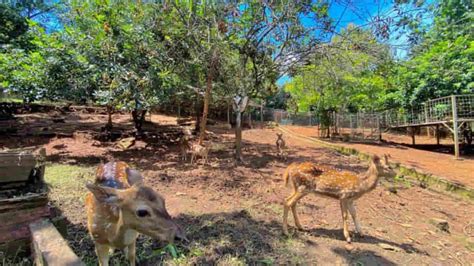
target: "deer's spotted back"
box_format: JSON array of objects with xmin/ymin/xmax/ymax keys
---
[
  {"xmin": 95, "ymin": 161, "xmax": 131, "ymax": 189},
  {"xmin": 290, "ymin": 162, "xmax": 359, "ymax": 191}
]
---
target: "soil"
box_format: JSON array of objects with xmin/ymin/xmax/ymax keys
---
[{"xmin": 1, "ymin": 110, "xmax": 474, "ymax": 265}]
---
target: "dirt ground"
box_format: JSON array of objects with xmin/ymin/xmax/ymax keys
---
[
  {"xmin": 285, "ymin": 125, "xmax": 474, "ymax": 189},
  {"xmin": 2, "ymin": 111, "xmax": 474, "ymax": 265}
]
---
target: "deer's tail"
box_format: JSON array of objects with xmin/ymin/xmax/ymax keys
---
[{"xmin": 283, "ymin": 167, "xmax": 291, "ymax": 187}]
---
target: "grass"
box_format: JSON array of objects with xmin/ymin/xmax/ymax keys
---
[{"xmin": 44, "ymin": 163, "xmax": 95, "ymax": 204}]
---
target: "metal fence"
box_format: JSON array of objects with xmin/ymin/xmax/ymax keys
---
[
  {"xmin": 332, "ymin": 112, "xmax": 381, "ymax": 140},
  {"xmin": 383, "ymin": 94, "xmax": 474, "ymax": 127},
  {"xmin": 253, "ymin": 108, "xmax": 319, "ymax": 126}
]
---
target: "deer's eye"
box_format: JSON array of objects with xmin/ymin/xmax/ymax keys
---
[{"xmin": 136, "ymin": 209, "xmax": 150, "ymax": 217}]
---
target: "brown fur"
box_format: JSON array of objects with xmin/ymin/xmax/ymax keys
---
[
  {"xmin": 282, "ymin": 155, "xmax": 393, "ymax": 243},
  {"xmin": 85, "ymin": 161, "xmax": 186, "ymax": 266},
  {"xmin": 178, "ymin": 135, "xmax": 191, "ymax": 161},
  {"xmin": 276, "ymin": 133, "xmax": 287, "ymax": 159},
  {"xmin": 190, "ymin": 143, "xmax": 210, "ymax": 165}
]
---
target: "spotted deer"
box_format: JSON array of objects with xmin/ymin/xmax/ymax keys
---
[
  {"xmin": 178, "ymin": 134, "xmax": 191, "ymax": 161},
  {"xmin": 282, "ymin": 155, "xmax": 393, "ymax": 243},
  {"xmin": 85, "ymin": 161, "xmax": 186, "ymax": 266},
  {"xmin": 276, "ymin": 133, "xmax": 287, "ymax": 159},
  {"xmin": 190, "ymin": 143, "xmax": 210, "ymax": 165}
]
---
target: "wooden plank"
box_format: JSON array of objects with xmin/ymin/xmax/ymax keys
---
[
  {"xmin": 0, "ymin": 238, "xmax": 30, "ymax": 257},
  {"xmin": 0, "ymin": 223, "xmax": 31, "ymax": 243},
  {"xmin": 0, "ymin": 152, "xmax": 36, "ymax": 183},
  {"xmin": 0, "ymin": 193, "xmax": 47, "ymax": 204},
  {"xmin": 0, "ymin": 205, "xmax": 50, "ymax": 227},
  {"xmin": 0, "ymin": 197, "xmax": 48, "ymax": 212}
]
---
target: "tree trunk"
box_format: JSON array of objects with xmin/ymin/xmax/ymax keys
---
[
  {"xmin": 106, "ymin": 105, "xmax": 113, "ymax": 131},
  {"xmin": 198, "ymin": 69, "xmax": 213, "ymax": 145},
  {"xmin": 227, "ymin": 101, "xmax": 231, "ymax": 126},
  {"xmin": 235, "ymin": 111, "xmax": 243, "ymax": 161},
  {"xmin": 233, "ymin": 95, "xmax": 249, "ymax": 163},
  {"xmin": 132, "ymin": 109, "xmax": 146, "ymax": 136},
  {"xmin": 198, "ymin": 50, "xmax": 218, "ymax": 145},
  {"xmin": 194, "ymin": 101, "xmax": 201, "ymax": 134}
]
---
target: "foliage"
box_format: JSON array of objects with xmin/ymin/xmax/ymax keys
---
[
  {"xmin": 284, "ymin": 25, "xmax": 392, "ymax": 113},
  {"xmin": 0, "ymin": 4, "xmax": 31, "ymax": 49},
  {"xmin": 392, "ymin": 0, "xmax": 474, "ymax": 107}
]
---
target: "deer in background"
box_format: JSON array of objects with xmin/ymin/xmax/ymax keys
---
[
  {"xmin": 85, "ymin": 161, "xmax": 187, "ymax": 266},
  {"xmin": 282, "ymin": 155, "xmax": 393, "ymax": 243},
  {"xmin": 178, "ymin": 134, "xmax": 191, "ymax": 161},
  {"xmin": 276, "ymin": 133, "xmax": 287, "ymax": 159},
  {"xmin": 190, "ymin": 143, "xmax": 210, "ymax": 165}
]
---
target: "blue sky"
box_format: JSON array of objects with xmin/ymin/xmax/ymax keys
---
[{"xmin": 276, "ymin": 0, "xmax": 434, "ymax": 86}]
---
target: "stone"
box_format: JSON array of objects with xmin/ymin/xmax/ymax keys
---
[
  {"xmin": 429, "ymin": 218, "xmax": 450, "ymax": 233},
  {"xmin": 378, "ymin": 243, "xmax": 403, "ymax": 252},
  {"xmin": 29, "ymin": 219, "xmax": 84, "ymax": 266}
]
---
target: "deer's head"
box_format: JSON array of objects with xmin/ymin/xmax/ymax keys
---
[
  {"xmin": 86, "ymin": 183, "xmax": 187, "ymax": 243},
  {"xmin": 371, "ymin": 154, "xmax": 395, "ymax": 178}
]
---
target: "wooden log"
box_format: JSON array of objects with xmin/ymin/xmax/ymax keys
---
[{"xmin": 0, "ymin": 152, "xmax": 36, "ymax": 183}]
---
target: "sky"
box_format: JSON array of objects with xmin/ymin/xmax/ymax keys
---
[{"xmin": 276, "ymin": 0, "xmax": 434, "ymax": 86}]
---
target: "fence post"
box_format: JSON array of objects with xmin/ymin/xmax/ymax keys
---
[
  {"xmin": 309, "ymin": 112, "xmax": 312, "ymax": 126},
  {"xmin": 260, "ymin": 104, "xmax": 264, "ymax": 124},
  {"xmin": 451, "ymin": 95, "xmax": 460, "ymax": 159}
]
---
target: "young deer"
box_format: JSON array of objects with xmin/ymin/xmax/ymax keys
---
[
  {"xmin": 85, "ymin": 161, "xmax": 186, "ymax": 266},
  {"xmin": 190, "ymin": 143, "xmax": 210, "ymax": 165},
  {"xmin": 282, "ymin": 155, "xmax": 392, "ymax": 243},
  {"xmin": 178, "ymin": 134, "xmax": 191, "ymax": 161},
  {"xmin": 276, "ymin": 133, "xmax": 287, "ymax": 159}
]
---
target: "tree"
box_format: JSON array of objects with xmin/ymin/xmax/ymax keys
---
[
  {"xmin": 284, "ymin": 25, "xmax": 392, "ymax": 123},
  {"xmin": 391, "ymin": 0, "xmax": 474, "ymax": 107},
  {"xmin": 0, "ymin": 4, "xmax": 31, "ymax": 50}
]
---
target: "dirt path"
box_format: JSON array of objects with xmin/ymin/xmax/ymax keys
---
[
  {"xmin": 284, "ymin": 125, "xmax": 474, "ymax": 189},
  {"xmin": 6, "ymin": 111, "xmax": 472, "ymax": 264}
]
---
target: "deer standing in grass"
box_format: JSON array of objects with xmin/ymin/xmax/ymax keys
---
[
  {"xmin": 190, "ymin": 143, "xmax": 210, "ymax": 165},
  {"xmin": 282, "ymin": 155, "xmax": 392, "ymax": 243},
  {"xmin": 276, "ymin": 133, "xmax": 287, "ymax": 159},
  {"xmin": 85, "ymin": 161, "xmax": 186, "ymax": 266}
]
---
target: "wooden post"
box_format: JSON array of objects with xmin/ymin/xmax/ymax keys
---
[
  {"xmin": 377, "ymin": 116, "xmax": 382, "ymax": 141},
  {"xmin": 451, "ymin": 95, "xmax": 460, "ymax": 159},
  {"xmin": 436, "ymin": 124, "xmax": 440, "ymax": 145},
  {"xmin": 260, "ymin": 104, "xmax": 264, "ymax": 124},
  {"xmin": 411, "ymin": 127, "xmax": 416, "ymax": 145}
]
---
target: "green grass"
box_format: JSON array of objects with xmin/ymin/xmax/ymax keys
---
[{"xmin": 44, "ymin": 163, "xmax": 95, "ymax": 203}]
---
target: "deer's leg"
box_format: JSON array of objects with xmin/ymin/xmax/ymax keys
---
[
  {"xmin": 340, "ymin": 200, "xmax": 351, "ymax": 243},
  {"xmin": 283, "ymin": 187, "xmax": 307, "ymax": 234},
  {"xmin": 290, "ymin": 193, "xmax": 306, "ymax": 230},
  {"xmin": 95, "ymin": 243, "xmax": 110, "ymax": 266},
  {"xmin": 125, "ymin": 242, "xmax": 136, "ymax": 266},
  {"xmin": 190, "ymin": 154, "xmax": 195, "ymax": 164},
  {"xmin": 347, "ymin": 200, "xmax": 362, "ymax": 236}
]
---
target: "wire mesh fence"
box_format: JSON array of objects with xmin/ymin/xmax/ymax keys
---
[
  {"xmin": 332, "ymin": 112, "xmax": 381, "ymax": 140},
  {"xmin": 383, "ymin": 95, "xmax": 474, "ymax": 127}
]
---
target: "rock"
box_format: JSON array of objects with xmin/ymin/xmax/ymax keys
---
[
  {"xmin": 387, "ymin": 187, "xmax": 397, "ymax": 194},
  {"xmin": 175, "ymin": 192, "xmax": 186, "ymax": 196},
  {"xmin": 378, "ymin": 243, "xmax": 403, "ymax": 252},
  {"xmin": 400, "ymin": 223, "xmax": 412, "ymax": 228},
  {"xmin": 117, "ymin": 137, "xmax": 135, "ymax": 150},
  {"xmin": 429, "ymin": 218, "xmax": 450, "ymax": 233}
]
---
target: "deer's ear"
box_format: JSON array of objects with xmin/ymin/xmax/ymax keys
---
[
  {"xmin": 126, "ymin": 168, "xmax": 144, "ymax": 186},
  {"xmin": 86, "ymin": 183, "xmax": 122, "ymax": 205}
]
